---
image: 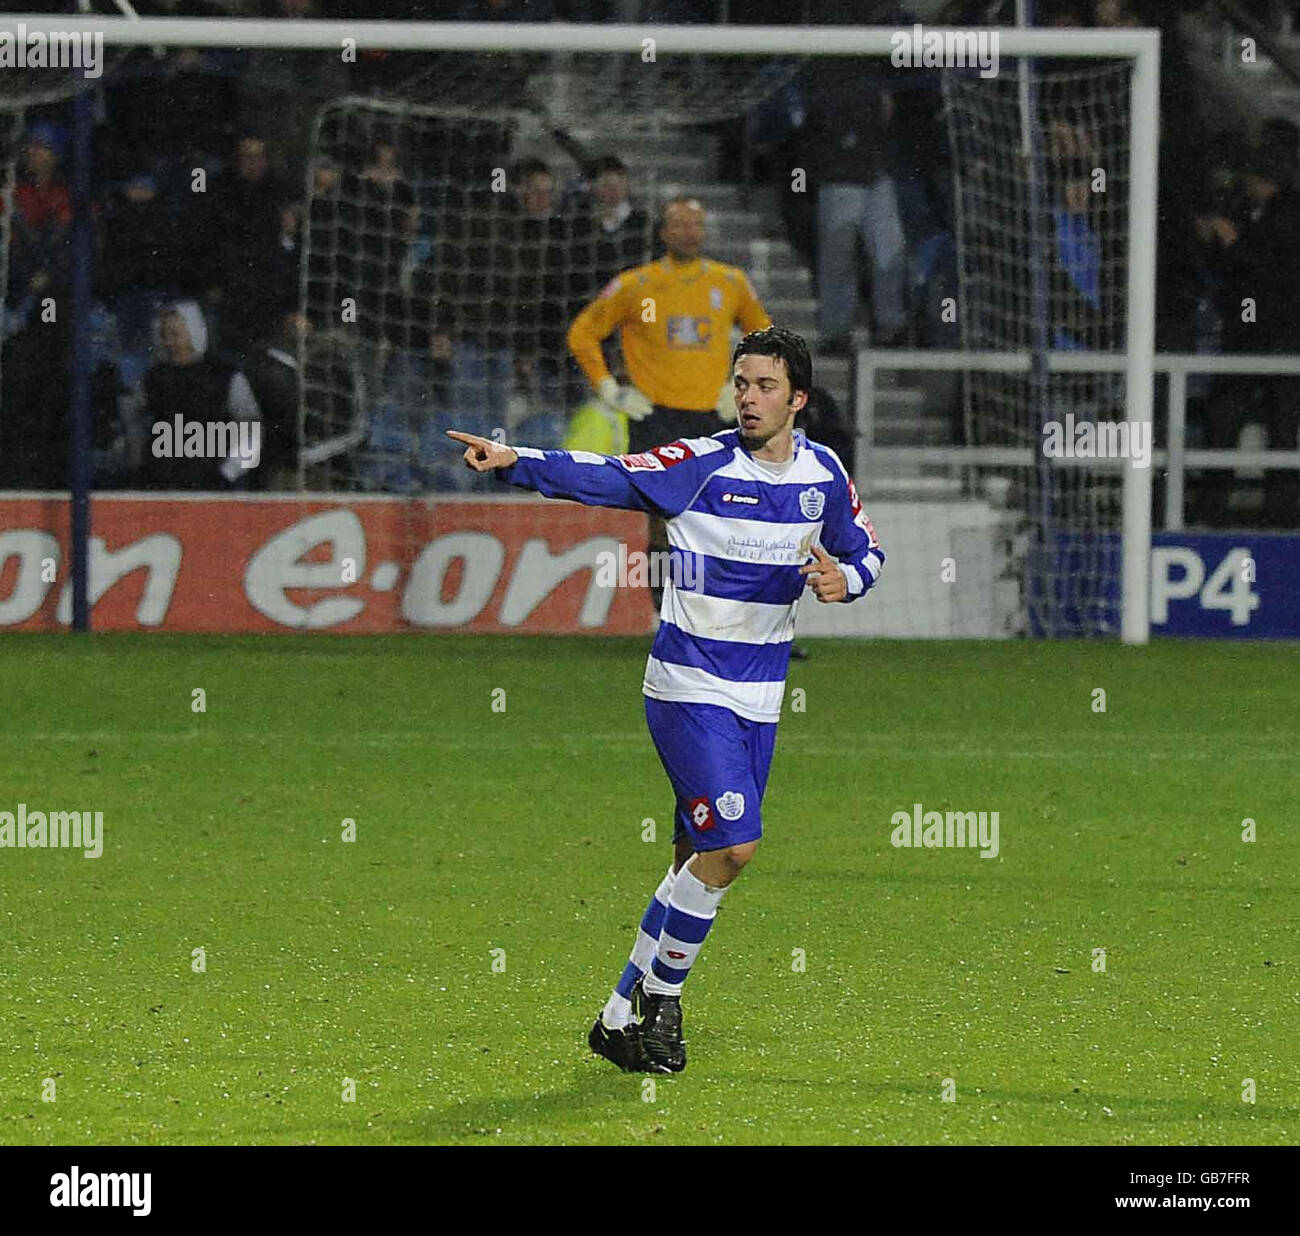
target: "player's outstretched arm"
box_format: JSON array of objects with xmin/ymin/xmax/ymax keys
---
[
  {"xmin": 446, "ymin": 430, "xmax": 518, "ymax": 472},
  {"xmin": 446, "ymin": 429, "xmax": 719, "ymax": 521}
]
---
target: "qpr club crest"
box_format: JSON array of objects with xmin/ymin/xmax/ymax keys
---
[
  {"xmin": 798, "ymin": 487, "xmax": 825, "ymax": 521},
  {"xmin": 716, "ymin": 791, "xmax": 745, "ymax": 821},
  {"xmin": 710, "ymin": 286, "xmax": 723, "ymax": 310}
]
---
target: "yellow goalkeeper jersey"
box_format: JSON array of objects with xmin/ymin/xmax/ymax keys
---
[{"xmin": 567, "ymin": 256, "xmax": 772, "ymax": 412}]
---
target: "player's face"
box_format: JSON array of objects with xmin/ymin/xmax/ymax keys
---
[
  {"xmin": 661, "ymin": 202, "xmax": 705, "ymax": 260},
  {"xmin": 733, "ymin": 354, "xmax": 807, "ymax": 446}
]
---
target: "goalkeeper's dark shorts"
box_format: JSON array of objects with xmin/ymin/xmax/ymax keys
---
[{"xmin": 629, "ymin": 404, "xmax": 724, "ymax": 454}]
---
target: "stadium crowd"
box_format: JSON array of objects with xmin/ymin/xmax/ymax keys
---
[{"xmin": 1, "ymin": 0, "xmax": 1297, "ymax": 525}]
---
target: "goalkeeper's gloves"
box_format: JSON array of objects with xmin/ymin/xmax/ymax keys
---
[
  {"xmin": 715, "ymin": 379, "xmax": 739, "ymax": 424},
  {"xmin": 597, "ymin": 376, "xmax": 653, "ymax": 423}
]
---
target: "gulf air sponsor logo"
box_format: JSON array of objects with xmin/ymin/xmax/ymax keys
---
[{"xmin": 724, "ymin": 531, "xmax": 799, "ymax": 562}]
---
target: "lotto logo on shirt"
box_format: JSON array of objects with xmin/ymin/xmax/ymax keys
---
[{"xmin": 687, "ymin": 796, "xmax": 716, "ymax": 831}]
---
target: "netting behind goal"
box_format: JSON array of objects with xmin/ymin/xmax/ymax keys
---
[
  {"xmin": 297, "ymin": 46, "xmax": 804, "ymax": 496},
  {"xmin": 0, "ymin": 23, "xmax": 1154, "ymax": 640},
  {"xmin": 294, "ymin": 44, "xmax": 1145, "ymax": 640},
  {"xmin": 943, "ymin": 59, "xmax": 1134, "ymax": 637},
  {"xmin": 300, "ymin": 93, "xmax": 661, "ymax": 496}
]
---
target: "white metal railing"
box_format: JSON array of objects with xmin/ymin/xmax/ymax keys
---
[{"xmin": 854, "ymin": 349, "xmax": 1300, "ymax": 531}]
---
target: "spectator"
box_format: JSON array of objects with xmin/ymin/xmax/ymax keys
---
[
  {"xmin": 569, "ymin": 155, "xmax": 652, "ymax": 307},
  {"xmin": 0, "ymin": 311, "xmax": 70, "ymax": 489},
  {"xmin": 412, "ymin": 181, "xmax": 514, "ymax": 455},
  {"xmin": 1045, "ymin": 119, "xmax": 1113, "ymax": 352},
  {"xmin": 798, "ymin": 60, "xmax": 908, "ymax": 351},
  {"xmin": 98, "ymin": 171, "xmax": 180, "ymax": 387},
  {"xmin": 239, "ymin": 0, "xmax": 350, "ymax": 189},
  {"xmin": 204, "ymin": 133, "xmax": 288, "ymax": 356},
  {"xmin": 510, "ymin": 158, "xmax": 572, "ymax": 421},
  {"xmin": 1196, "ymin": 125, "xmax": 1300, "ymax": 527},
  {"xmin": 244, "ymin": 310, "xmax": 308, "ymax": 491},
  {"xmin": 353, "ymin": 137, "xmax": 419, "ymax": 366},
  {"xmin": 140, "ymin": 300, "xmax": 262, "ymax": 490},
  {"xmin": 8, "ymin": 123, "xmax": 72, "ymax": 329},
  {"xmin": 305, "ymin": 156, "xmax": 346, "ymax": 333}
]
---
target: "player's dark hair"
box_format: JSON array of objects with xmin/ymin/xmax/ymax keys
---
[
  {"xmin": 592, "ymin": 154, "xmax": 627, "ymax": 176},
  {"xmin": 732, "ymin": 327, "xmax": 813, "ymax": 401}
]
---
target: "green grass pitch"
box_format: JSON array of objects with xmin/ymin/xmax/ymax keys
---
[{"xmin": 0, "ymin": 633, "xmax": 1295, "ymax": 1146}]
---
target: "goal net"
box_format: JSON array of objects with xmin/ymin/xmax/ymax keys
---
[
  {"xmin": 290, "ymin": 33, "xmax": 1154, "ymax": 640},
  {"xmin": 943, "ymin": 59, "xmax": 1135, "ymax": 637},
  {"xmin": 0, "ymin": 19, "xmax": 1156, "ymax": 641},
  {"xmin": 296, "ymin": 50, "xmax": 803, "ymax": 496}
]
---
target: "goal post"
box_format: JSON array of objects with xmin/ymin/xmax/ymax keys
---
[{"xmin": 0, "ymin": 16, "xmax": 1159, "ymax": 642}]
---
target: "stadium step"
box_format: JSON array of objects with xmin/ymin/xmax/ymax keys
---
[
  {"xmin": 707, "ymin": 208, "xmax": 768, "ymax": 237},
  {"xmin": 861, "ymin": 474, "xmax": 967, "ymax": 500},
  {"xmin": 620, "ymin": 153, "xmax": 715, "ymax": 181},
  {"xmin": 676, "ymin": 183, "xmax": 762, "ymax": 213},
  {"xmin": 765, "ymin": 297, "xmax": 818, "ymax": 331}
]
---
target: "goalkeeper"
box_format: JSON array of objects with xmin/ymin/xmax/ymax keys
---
[{"xmin": 567, "ymin": 196, "xmax": 772, "ymax": 614}]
